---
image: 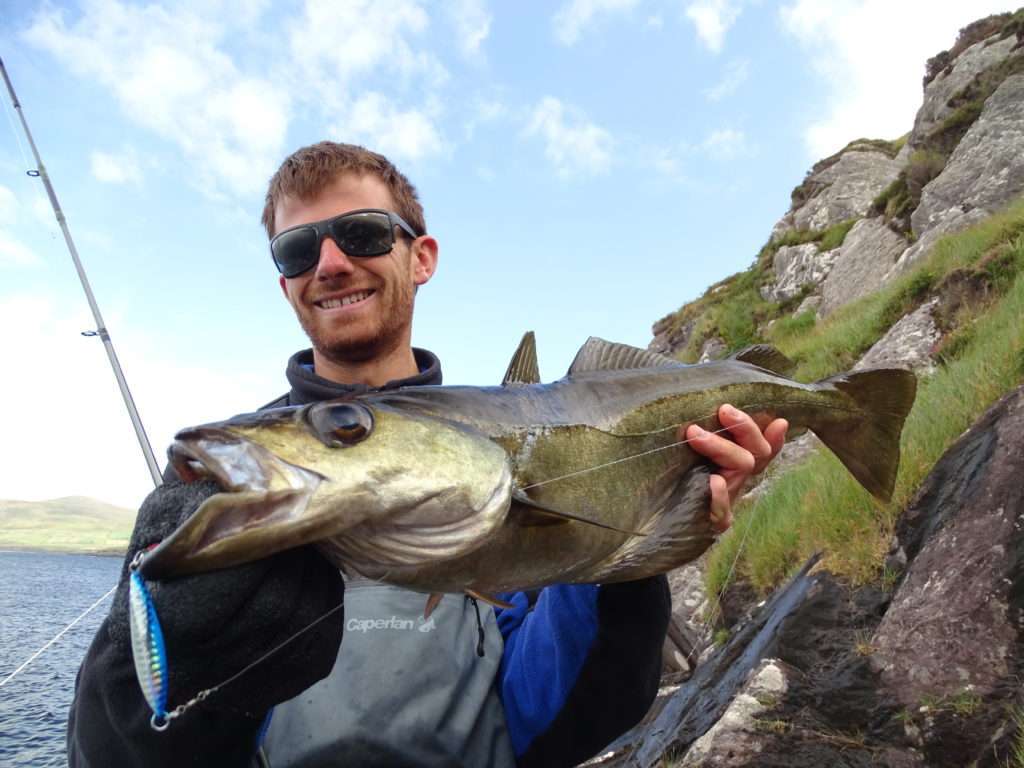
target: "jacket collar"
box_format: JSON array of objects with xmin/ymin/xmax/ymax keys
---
[{"xmin": 283, "ymin": 348, "xmax": 442, "ymax": 405}]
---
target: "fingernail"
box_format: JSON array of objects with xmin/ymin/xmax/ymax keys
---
[
  {"xmin": 691, "ymin": 425, "xmax": 705, "ymax": 436},
  {"xmin": 722, "ymin": 404, "xmax": 738, "ymax": 417}
]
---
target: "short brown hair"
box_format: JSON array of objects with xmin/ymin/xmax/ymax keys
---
[{"xmin": 261, "ymin": 142, "xmax": 426, "ymax": 238}]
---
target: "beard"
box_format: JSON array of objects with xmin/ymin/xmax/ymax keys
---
[{"xmin": 298, "ymin": 273, "xmax": 416, "ymax": 365}]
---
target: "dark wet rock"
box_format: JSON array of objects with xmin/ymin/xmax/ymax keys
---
[
  {"xmin": 819, "ymin": 218, "xmax": 908, "ymax": 317},
  {"xmin": 873, "ymin": 386, "xmax": 1024, "ymax": 768}
]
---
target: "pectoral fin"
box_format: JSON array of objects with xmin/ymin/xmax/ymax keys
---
[
  {"xmin": 465, "ymin": 589, "xmax": 514, "ymax": 610},
  {"xmin": 423, "ymin": 593, "xmax": 444, "ymax": 619},
  {"xmin": 511, "ymin": 488, "xmax": 645, "ymax": 536}
]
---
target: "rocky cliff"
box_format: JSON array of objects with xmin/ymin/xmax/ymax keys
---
[{"xmin": 624, "ymin": 11, "xmax": 1024, "ymax": 767}]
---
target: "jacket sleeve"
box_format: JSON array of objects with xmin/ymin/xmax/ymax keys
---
[
  {"xmin": 67, "ymin": 617, "xmax": 266, "ymax": 767},
  {"xmin": 495, "ymin": 576, "xmax": 670, "ymax": 767}
]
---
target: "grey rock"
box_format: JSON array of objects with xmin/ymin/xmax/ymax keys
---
[
  {"xmin": 791, "ymin": 150, "xmax": 902, "ymax": 232},
  {"xmin": 698, "ymin": 337, "xmax": 727, "ymax": 362},
  {"xmin": 760, "ymin": 243, "xmax": 838, "ymax": 302},
  {"xmin": 679, "ymin": 660, "xmax": 790, "ymax": 767},
  {"xmin": 885, "ymin": 208, "xmax": 990, "ymax": 280},
  {"xmin": 649, "ymin": 315, "xmax": 694, "ymax": 356},
  {"xmin": 911, "ymin": 74, "xmax": 1024, "ymax": 238},
  {"xmin": 666, "ymin": 560, "xmax": 713, "ymax": 670},
  {"xmin": 794, "ymin": 293, "xmax": 821, "ymax": 315},
  {"xmin": 853, "ymin": 298, "xmax": 940, "ymax": 374},
  {"xmin": 819, "ymin": 218, "xmax": 909, "ymax": 317},
  {"xmin": 909, "ymin": 34, "xmax": 1018, "ymax": 148}
]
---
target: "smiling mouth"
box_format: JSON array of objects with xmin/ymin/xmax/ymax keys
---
[{"xmin": 315, "ymin": 289, "xmax": 375, "ymax": 309}]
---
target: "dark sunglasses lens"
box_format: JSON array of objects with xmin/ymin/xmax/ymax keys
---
[
  {"xmin": 330, "ymin": 212, "xmax": 394, "ymax": 257},
  {"xmin": 272, "ymin": 227, "xmax": 319, "ymax": 277}
]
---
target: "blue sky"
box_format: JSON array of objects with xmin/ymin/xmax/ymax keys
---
[{"xmin": 0, "ymin": 0, "xmax": 1011, "ymax": 507}]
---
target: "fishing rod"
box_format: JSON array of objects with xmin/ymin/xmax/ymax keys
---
[{"xmin": 0, "ymin": 56, "xmax": 162, "ymax": 486}]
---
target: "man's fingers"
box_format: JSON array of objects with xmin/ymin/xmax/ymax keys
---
[
  {"xmin": 763, "ymin": 418, "xmax": 788, "ymax": 465},
  {"xmin": 685, "ymin": 422, "xmax": 755, "ymax": 475},
  {"xmin": 718, "ymin": 404, "xmax": 774, "ymax": 466},
  {"xmin": 709, "ymin": 473, "xmax": 732, "ymax": 532}
]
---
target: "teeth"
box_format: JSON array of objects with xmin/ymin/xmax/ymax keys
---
[{"xmin": 319, "ymin": 290, "xmax": 371, "ymax": 309}]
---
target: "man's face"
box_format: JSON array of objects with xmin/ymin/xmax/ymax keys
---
[{"xmin": 275, "ymin": 174, "xmax": 436, "ymax": 364}]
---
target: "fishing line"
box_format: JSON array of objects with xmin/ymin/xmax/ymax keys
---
[
  {"xmin": 520, "ymin": 420, "xmax": 736, "ymax": 491},
  {"xmin": 146, "ymin": 598, "xmax": 347, "ymax": 730},
  {"xmin": 0, "ymin": 583, "xmax": 117, "ymax": 688}
]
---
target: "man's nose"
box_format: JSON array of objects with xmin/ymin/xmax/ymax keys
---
[{"xmin": 314, "ymin": 236, "xmax": 356, "ymax": 279}]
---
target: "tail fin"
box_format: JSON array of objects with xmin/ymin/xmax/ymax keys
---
[{"xmin": 813, "ymin": 368, "xmax": 917, "ymax": 501}]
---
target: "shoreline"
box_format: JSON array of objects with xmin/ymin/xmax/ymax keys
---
[{"xmin": 0, "ymin": 544, "xmax": 126, "ymax": 557}]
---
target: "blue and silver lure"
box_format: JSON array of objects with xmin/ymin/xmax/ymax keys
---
[{"xmin": 128, "ymin": 551, "xmax": 170, "ymax": 730}]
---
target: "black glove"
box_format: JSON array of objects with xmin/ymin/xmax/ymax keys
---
[{"xmin": 107, "ymin": 479, "xmax": 344, "ymax": 718}]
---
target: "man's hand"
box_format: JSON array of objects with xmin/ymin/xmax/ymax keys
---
[{"xmin": 681, "ymin": 405, "xmax": 788, "ymax": 533}]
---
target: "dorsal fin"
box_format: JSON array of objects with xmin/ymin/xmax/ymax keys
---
[
  {"xmin": 729, "ymin": 344, "xmax": 796, "ymax": 376},
  {"xmin": 567, "ymin": 337, "xmax": 685, "ymax": 375},
  {"xmin": 502, "ymin": 331, "xmax": 541, "ymax": 385}
]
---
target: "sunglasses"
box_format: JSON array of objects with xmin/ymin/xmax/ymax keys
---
[{"xmin": 270, "ymin": 208, "xmax": 419, "ymax": 278}]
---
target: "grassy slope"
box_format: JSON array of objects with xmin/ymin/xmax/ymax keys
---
[
  {"xmin": 0, "ymin": 496, "xmax": 135, "ymax": 553},
  {"xmin": 705, "ymin": 198, "xmax": 1024, "ymax": 606}
]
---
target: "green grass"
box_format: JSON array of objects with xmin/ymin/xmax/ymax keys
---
[
  {"xmin": 1007, "ymin": 705, "xmax": 1024, "ymax": 768},
  {"xmin": 0, "ymin": 496, "xmax": 134, "ymax": 553},
  {"xmin": 706, "ymin": 199, "xmax": 1024, "ymax": 602}
]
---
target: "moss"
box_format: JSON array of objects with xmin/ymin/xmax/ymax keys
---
[{"xmin": 819, "ymin": 218, "xmax": 858, "ymax": 251}]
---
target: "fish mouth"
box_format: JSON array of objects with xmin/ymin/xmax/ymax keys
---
[
  {"xmin": 167, "ymin": 427, "xmax": 284, "ymax": 492},
  {"xmin": 142, "ymin": 427, "xmax": 326, "ymax": 579}
]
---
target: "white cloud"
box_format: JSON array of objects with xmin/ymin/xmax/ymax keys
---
[
  {"xmin": 685, "ymin": 0, "xmax": 742, "ymax": 53},
  {"xmin": 780, "ymin": 0, "xmax": 1014, "ymax": 158},
  {"xmin": 0, "ymin": 232, "xmax": 40, "ymax": 266},
  {"xmin": 0, "ymin": 185, "xmax": 41, "ymax": 266},
  {"xmin": 0, "ymin": 294, "xmax": 278, "ymax": 508},
  {"xmin": 705, "ymin": 58, "xmax": 749, "ymax": 101},
  {"xmin": 702, "ymin": 127, "xmax": 748, "ymax": 158},
  {"xmin": 24, "ymin": 0, "xmax": 290, "ymax": 198},
  {"xmin": 447, "ymin": 0, "xmax": 492, "ymax": 58},
  {"xmin": 525, "ymin": 97, "xmax": 613, "ymax": 178},
  {"xmin": 289, "ymin": 0, "xmax": 444, "ymax": 101},
  {"xmin": 338, "ymin": 93, "xmax": 445, "ymax": 162},
  {"xmin": 90, "ymin": 148, "xmax": 142, "ymax": 185},
  {"xmin": 0, "ymin": 185, "xmax": 17, "ymax": 226},
  {"xmin": 552, "ymin": 0, "xmax": 640, "ymax": 46}
]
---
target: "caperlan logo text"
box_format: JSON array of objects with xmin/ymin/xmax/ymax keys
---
[{"xmin": 347, "ymin": 616, "xmax": 421, "ymax": 632}]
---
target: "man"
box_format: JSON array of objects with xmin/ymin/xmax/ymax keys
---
[{"xmin": 68, "ymin": 142, "xmax": 786, "ymax": 767}]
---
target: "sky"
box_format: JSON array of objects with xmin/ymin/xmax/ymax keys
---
[{"xmin": 0, "ymin": 0, "xmax": 1014, "ymax": 509}]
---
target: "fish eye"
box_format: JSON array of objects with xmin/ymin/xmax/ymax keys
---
[{"xmin": 308, "ymin": 402, "xmax": 374, "ymax": 447}]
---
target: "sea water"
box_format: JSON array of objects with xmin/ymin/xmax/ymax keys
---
[{"xmin": 0, "ymin": 550, "xmax": 121, "ymax": 766}]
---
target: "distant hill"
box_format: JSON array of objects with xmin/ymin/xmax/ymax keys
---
[{"xmin": 0, "ymin": 496, "xmax": 136, "ymax": 554}]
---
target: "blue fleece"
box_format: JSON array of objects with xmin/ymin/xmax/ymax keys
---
[{"xmin": 495, "ymin": 584, "xmax": 600, "ymax": 756}]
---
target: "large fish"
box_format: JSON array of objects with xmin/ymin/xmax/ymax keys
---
[{"xmin": 142, "ymin": 335, "xmax": 917, "ymax": 601}]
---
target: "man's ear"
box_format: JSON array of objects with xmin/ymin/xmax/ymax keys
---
[
  {"xmin": 279, "ymin": 274, "xmax": 290, "ymax": 299},
  {"xmin": 410, "ymin": 235, "xmax": 438, "ymax": 286}
]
